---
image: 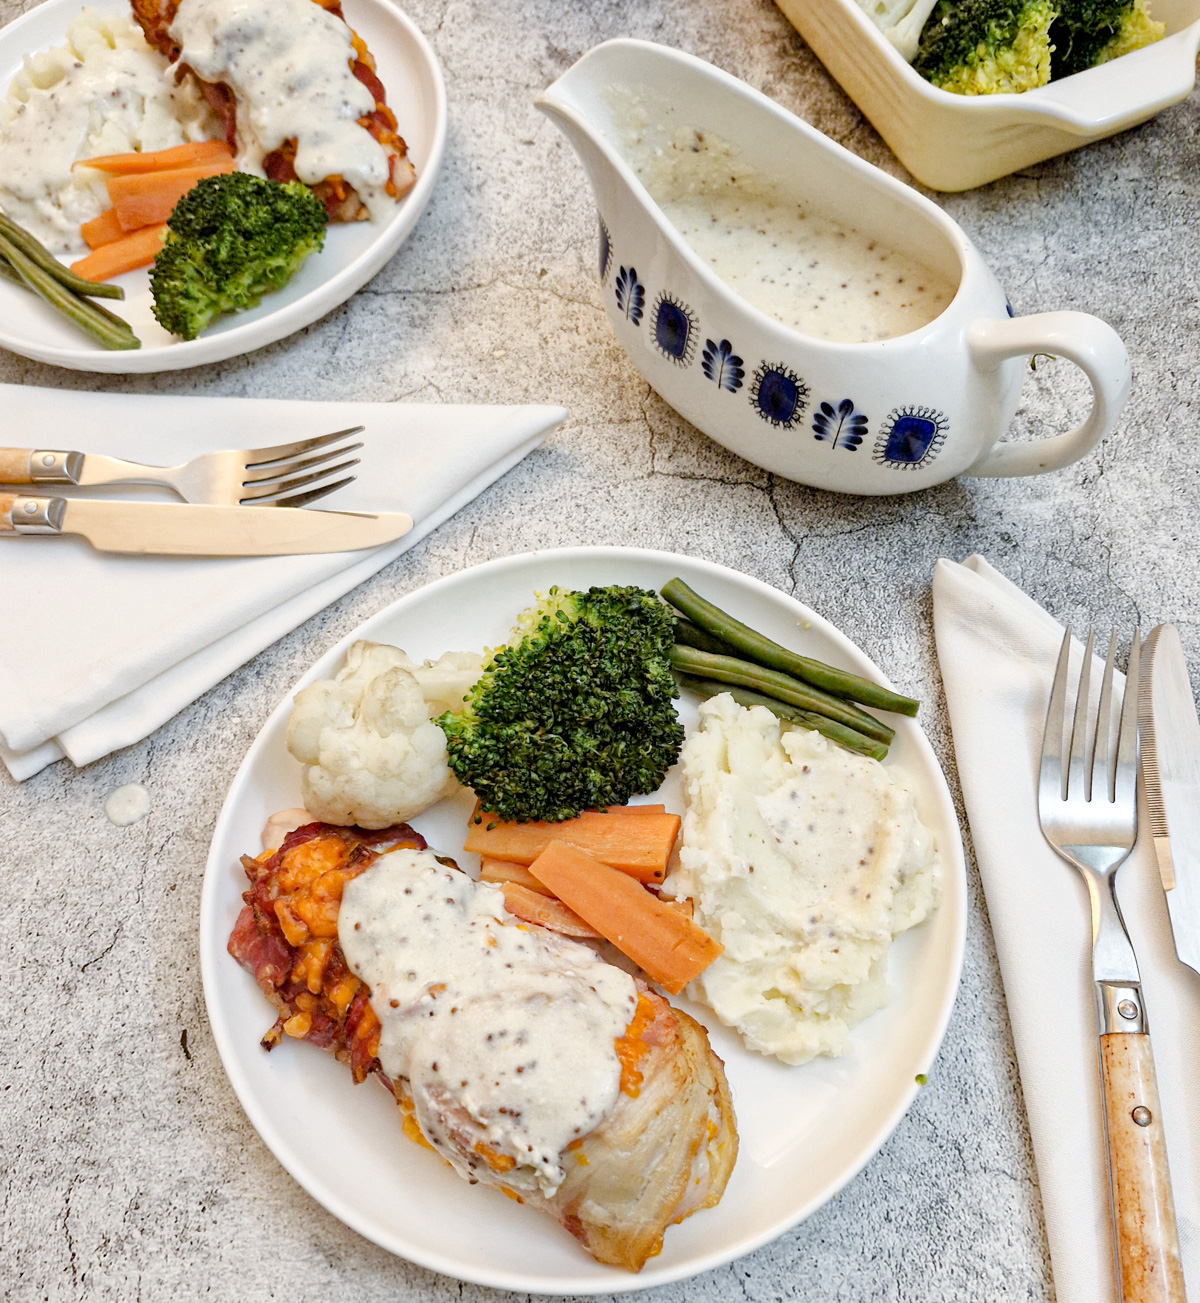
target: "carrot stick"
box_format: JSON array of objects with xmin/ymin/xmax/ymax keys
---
[
  {"xmin": 70, "ymin": 224, "xmax": 167, "ymax": 282},
  {"xmin": 478, "ymin": 858, "xmax": 549, "ymax": 894},
  {"xmin": 527, "ymin": 841, "xmax": 721, "ymax": 994},
  {"xmin": 464, "ymin": 806, "xmax": 681, "ymax": 885},
  {"xmin": 77, "ymin": 140, "xmax": 234, "ymax": 174},
  {"xmin": 107, "ymin": 158, "xmax": 235, "ymax": 231},
  {"xmin": 80, "ymin": 209, "xmax": 125, "ymax": 250},
  {"xmin": 587, "ymin": 804, "xmax": 667, "ymax": 816},
  {"xmin": 500, "ymin": 882, "xmax": 599, "ymax": 939}
]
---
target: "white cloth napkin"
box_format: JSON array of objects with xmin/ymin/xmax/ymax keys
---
[
  {"xmin": 0, "ymin": 384, "xmax": 565, "ymax": 781},
  {"xmin": 933, "ymin": 555, "xmax": 1200, "ymax": 1303}
]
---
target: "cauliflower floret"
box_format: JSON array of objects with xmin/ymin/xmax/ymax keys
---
[{"xmin": 286, "ymin": 641, "xmax": 484, "ymax": 829}]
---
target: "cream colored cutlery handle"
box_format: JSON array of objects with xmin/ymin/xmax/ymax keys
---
[
  {"xmin": 0, "ymin": 491, "xmax": 18, "ymax": 530},
  {"xmin": 0, "ymin": 448, "xmax": 32, "ymax": 483},
  {"xmin": 1100, "ymin": 1032, "xmax": 1186, "ymax": 1303}
]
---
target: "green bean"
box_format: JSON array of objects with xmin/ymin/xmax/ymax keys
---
[
  {"xmin": 670, "ymin": 644, "xmax": 894, "ymax": 744},
  {"xmin": 674, "ymin": 617, "xmax": 738, "ymax": 657},
  {"xmin": 0, "ymin": 235, "xmax": 139, "ymax": 351},
  {"xmin": 676, "ymin": 673, "xmax": 889, "ymax": 762},
  {"xmin": 661, "ymin": 577, "xmax": 919, "ymax": 717},
  {"xmin": 0, "ymin": 213, "xmax": 124, "ymax": 299},
  {"xmin": 1, "ymin": 245, "xmax": 133, "ymax": 335}
]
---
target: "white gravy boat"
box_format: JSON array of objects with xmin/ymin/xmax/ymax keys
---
[{"xmin": 535, "ymin": 40, "xmax": 1131, "ymax": 495}]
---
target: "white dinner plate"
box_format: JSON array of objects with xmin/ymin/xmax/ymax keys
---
[
  {"xmin": 202, "ymin": 548, "xmax": 967, "ymax": 1293},
  {"xmin": 0, "ymin": 0, "xmax": 445, "ymax": 372}
]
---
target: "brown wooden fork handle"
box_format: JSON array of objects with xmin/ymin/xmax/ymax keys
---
[
  {"xmin": 1099, "ymin": 1029, "xmax": 1187, "ymax": 1302},
  {"xmin": 0, "ymin": 448, "xmax": 33, "ymax": 483}
]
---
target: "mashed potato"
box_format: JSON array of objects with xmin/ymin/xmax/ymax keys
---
[
  {"xmin": 0, "ymin": 10, "xmax": 216, "ymax": 254},
  {"xmin": 662, "ymin": 694, "xmax": 939, "ymax": 1065}
]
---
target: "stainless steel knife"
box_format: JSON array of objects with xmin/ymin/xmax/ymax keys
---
[
  {"xmin": 1139, "ymin": 624, "xmax": 1200, "ymax": 977},
  {"xmin": 0, "ymin": 493, "xmax": 413, "ymax": 557}
]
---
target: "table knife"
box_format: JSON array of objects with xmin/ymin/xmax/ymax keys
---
[
  {"xmin": 1139, "ymin": 624, "xmax": 1200, "ymax": 978},
  {"xmin": 0, "ymin": 493, "xmax": 412, "ymax": 557}
]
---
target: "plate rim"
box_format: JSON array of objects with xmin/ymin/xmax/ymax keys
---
[
  {"xmin": 0, "ymin": 0, "xmax": 447, "ymax": 374},
  {"xmin": 201, "ymin": 545, "xmax": 967, "ymax": 1293}
]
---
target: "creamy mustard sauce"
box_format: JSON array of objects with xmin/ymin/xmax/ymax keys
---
[
  {"xmin": 0, "ymin": 11, "xmax": 215, "ymax": 254},
  {"xmin": 339, "ymin": 847, "xmax": 637, "ymax": 1197},
  {"xmin": 620, "ymin": 118, "xmax": 956, "ymax": 343},
  {"xmin": 663, "ymin": 695, "xmax": 939, "ymax": 1065},
  {"xmin": 170, "ymin": 0, "xmax": 394, "ymax": 218}
]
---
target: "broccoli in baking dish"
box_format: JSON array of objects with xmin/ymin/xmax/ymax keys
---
[
  {"xmin": 150, "ymin": 172, "xmax": 328, "ymax": 340},
  {"xmin": 1050, "ymin": 0, "xmax": 1166, "ymax": 79},
  {"xmin": 912, "ymin": 0, "xmax": 1060, "ymax": 94},
  {"xmin": 438, "ymin": 586, "xmax": 684, "ymax": 824},
  {"xmin": 866, "ymin": 0, "xmax": 1165, "ymax": 95}
]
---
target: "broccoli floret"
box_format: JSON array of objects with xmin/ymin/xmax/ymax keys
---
[
  {"xmin": 150, "ymin": 173, "xmax": 327, "ymax": 340},
  {"xmin": 913, "ymin": 0, "xmax": 1058, "ymax": 94},
  {"xmin": 438, "ymin": 586, "xmax": 685, "ymax": 823},
  {"xmin": 1050, "ymin": 0, "xmax": 1164, "ymax": 79}
]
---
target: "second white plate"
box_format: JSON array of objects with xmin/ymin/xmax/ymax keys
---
[
  {"xmin": 202, "ymin": 547, "xmax": 967, "ymax": 1293},
  {"xmin": 0, "ymin": 0, "xmax": 446, "ymax": 372}
]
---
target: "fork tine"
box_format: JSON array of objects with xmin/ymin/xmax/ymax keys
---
[
  {"xmin": 1092, "ymin": 630, "xmax": 1118, "ymax": 802},
  {"xmin": 241, "ymin": 426, "xmax": 366, "ymax": 469},
  {"xmin": 241, "ymin": 441, "xmax": 364, "ymax": 486},
  {"xmin": 240, "ymin": 457, "xmax": 361, "ymax": 502},
  {"xmin": 1041, "ymin": 626, "xmax": 1072, "ymax": 800},
  {"xmin": 271, "ymin": 476, "xmax": 357, "ymax": 509},
  {"xmin": 1067, "ymin": 628, "xmax": 1094, "ymax": 801},
  {"xmin": 1114, "ymin": 629, "xmax": 1141, "ymax": 810}
]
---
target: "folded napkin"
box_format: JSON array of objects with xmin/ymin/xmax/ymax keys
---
[
  {"xmin": 933, "ymin": 556, "xmax": 1199, "ymax": 1303},
  {"xmin": 0, "ymin": 385, "xmax": 565, "ymax": 782}
]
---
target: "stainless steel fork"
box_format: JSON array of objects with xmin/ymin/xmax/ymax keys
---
[
  {"xmin": 1038, "ymin": 627, "xmax": 1185, "ymax": 1303},
  {"xmin": 0, "ymin": 426, "xmax": 365, "ymax": 507}
]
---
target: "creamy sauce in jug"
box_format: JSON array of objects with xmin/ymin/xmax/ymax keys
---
[{"xmin": 621, "ymin": 119, "xmax": 956, "ymax": 343}]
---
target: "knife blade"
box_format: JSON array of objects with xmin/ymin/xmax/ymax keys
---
[
  {"xmin": 1139, "ymin": 623, "xmax": 1200, "ymax": 977},
  {"xmin": 0, "ymin": 493, "xmax": 412, "ymax": 557}
]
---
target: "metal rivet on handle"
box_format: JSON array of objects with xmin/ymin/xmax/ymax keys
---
[
  {"xmin": 21, "ymin": 501, "xmax": 37, "ymax": 514},
  {"xmin": 40, "ymin": 453, "xmax": 54, "ymax": 467},
  {"xmin": 1118, "ymin": 999, "xmax": 1139, "ymax": 1020},
  {"xmin": 1132, "ymin": 1106, "xmax": 1152, "ymax": 1127}
]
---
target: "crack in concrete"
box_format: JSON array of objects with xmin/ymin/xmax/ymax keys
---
[
  {"xmin": 80, "ymin": 921, "xmax": 123, "ymax": 973},
  {"xmin": 62, "ymin": 1175, "xmax": 79, "ymax": 1291},
  {"xmin": 765, "ymin": 474, "xmax": 803, "ymax": 594}
]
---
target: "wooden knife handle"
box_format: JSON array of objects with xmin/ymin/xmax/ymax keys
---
[
  {"xmin": 0, "ymin": 448, "xmax": 32, "ymax": 483},
  {"xmin": 1099, "ymin": 1032, "xmax": 1187, "ymax": 1302},
  {"xmin": 0, "ymin": 491, "xmax": 17, "ymax": 530}
]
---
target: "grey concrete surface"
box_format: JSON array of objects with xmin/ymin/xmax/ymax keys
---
[{"xmin": 4, "ymin": 0, "xmax": 1199, "ymax": 1298}]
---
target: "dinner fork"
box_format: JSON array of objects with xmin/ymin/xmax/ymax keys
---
[
  {"xmin": 0, "ymin": 426, "xmax": 365, "ymax": 507},
  {"xmin": 1038, "ymin": 627, "xmax": 1186, "ymax": 1303}
]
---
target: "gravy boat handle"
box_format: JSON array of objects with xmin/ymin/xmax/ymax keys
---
[{"xmin": 963, "ymin": 312, "xmax": 1131, "ymax": 477}]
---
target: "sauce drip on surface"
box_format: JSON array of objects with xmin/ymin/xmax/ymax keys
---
[
  {"xmin": 339, "ymin": 847, "xmax": 638, "ymax": 1197},
  {"xmin": 104, "ymin": 783, "xmax": 151, "ymax": 827}
]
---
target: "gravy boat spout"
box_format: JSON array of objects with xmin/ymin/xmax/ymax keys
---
[{"xmin": 535, "ymin": 40, "xmax": 1130, "ymax": 496}]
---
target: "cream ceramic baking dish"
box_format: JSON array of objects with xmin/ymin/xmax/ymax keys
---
[{"xmin": 776, "ymin": 0, "xmax": 1200, "ymax": 191}]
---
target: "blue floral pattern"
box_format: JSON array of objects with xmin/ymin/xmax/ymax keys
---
[
  {"xmin": 873, "ymin": 406, "xmax": 948, "ymax": 468},
  {"xmin": 653, "ymin": 292, "xmax": 697, "ymax": 366},
  {"xmin": 615, "ymin": 265, "xmax": 644, "ymax": 326},
  {"xmin": 598, "ymin": 216, "xmax": 612, "ymax": 284},
  {"xmin": 750, "ymin": 362, "xmax": 809, "ymax": 430},
  {"xmin": 812, "ymin": 399, "xmax": 867, "ymax": 452},
  {"xmin": 701, "ymin": 339, "xmax": 744, "ymax": 392}
]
